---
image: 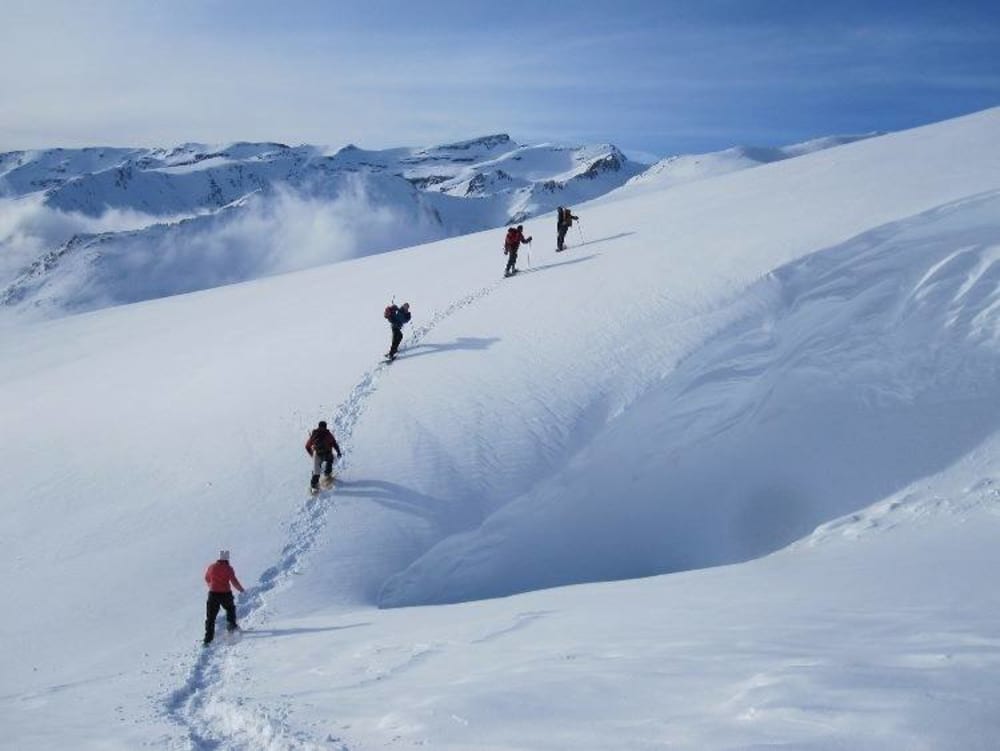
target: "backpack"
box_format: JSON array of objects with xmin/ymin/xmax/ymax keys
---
[
  {"xmin": 384, "ymin": 304, "xmax": 396, "ymax": 321},
  {"xmin": 310, "ymin": 428, "xmax": 328, "ymax": 452}
]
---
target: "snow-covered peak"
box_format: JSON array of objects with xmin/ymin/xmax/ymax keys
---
[{"xmin": 422, "ymin": 133, "xmax": 513, "ymax": 153}]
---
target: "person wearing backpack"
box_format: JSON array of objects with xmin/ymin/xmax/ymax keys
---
[
  {"xmin": 203, "ymin": 549, "xmax": 244, "ymax": 646},
  {"xmin": 556, "ymin": 206, "xmax": 578, "ymax": 252},
  {"xmin": 384, "ymin": 301, "xmax": 412, "ymax": 361},
  {"xmin": 504, "ymin": 225, "xmax": 532, "ymax": 277},
  {"xmin": 306, "ymin": 420, "xmax": 343, "ymax": 491}
]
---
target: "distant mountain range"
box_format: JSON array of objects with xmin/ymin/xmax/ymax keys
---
[{"xmin": 0, "ymin": 132, "xmax": 877, "ymax": 319}]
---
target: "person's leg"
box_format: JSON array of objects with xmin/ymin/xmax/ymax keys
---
[
  {"xmin": 204, "ymin": 593, "xmax": 222, "ymax": 643},
  {"xmin": 389, "ymin": 328, "xmax": 403, "ymax": 357},
  {"xmin": 311, "ymin": 452, "xmax": 323, "ymax": 488},
  {"xmin": 221, "ymin": 592, "xmax": 239, "ymax": 631},
  {"xmin": 323, "ymin": 451, "xmax": 334, "ymax": 476}
]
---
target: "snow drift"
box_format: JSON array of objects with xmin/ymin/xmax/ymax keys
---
[{"xmin": 379, "ymin": 190, "xmax": 1000, "ymax": 605}]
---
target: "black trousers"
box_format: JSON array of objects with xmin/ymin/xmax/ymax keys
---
[
  {"xmin": 204, "ymin": 591, "xmax": 238, "ymax": 643},
  {"xmin": 557, "ymin": 225, "xmax": 568, "ymax": 250},
  {"xmin": 505, "ymin": 249, "xmax": 518, "ymax": 274},
  {"xmin": 389, "ymin": 327, "xmax": 403, "ymax": 357}
]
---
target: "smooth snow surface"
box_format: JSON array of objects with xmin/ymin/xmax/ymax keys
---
[
  {"xmin": 1, "ymin": 108, "xmax": 999, "ymax": 751},
  {"xmin": 615, "ymin": 132, "xmax": 878, "ymax": 196}
]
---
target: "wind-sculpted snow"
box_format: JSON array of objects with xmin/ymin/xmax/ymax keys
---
[{"xmin": 378, "ymin": 191, "xmax": 1000, "ymax": 606}]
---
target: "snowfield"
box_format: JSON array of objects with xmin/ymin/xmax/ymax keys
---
[{"xmin": 1, "ymin": 108, "xmax": 999, "ymax": 750}]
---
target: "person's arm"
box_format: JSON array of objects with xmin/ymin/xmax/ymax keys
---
[
  {"xmin": 230, "ymin": 570, "xmax": 245, "ymax": 593},
  {"xmin": 204, "ymin": 566, "xmax": 212, "ymax": 587},
  {"xmin": 305, "ymin": 433, "xmax": 314, "ymax": 456},
  {"xmin": 331, "ymin": 434, "xmax": 343, "ymax": 458}
]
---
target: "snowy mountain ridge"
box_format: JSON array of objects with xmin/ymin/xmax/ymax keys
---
[{"xmin": 0, "ymin": 135, "xmax": 635, "ymax": 220}]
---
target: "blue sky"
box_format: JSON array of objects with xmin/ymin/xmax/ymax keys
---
[{"xmin": 1, "ymin": 0, "xmax": 998, "ymax": 158}]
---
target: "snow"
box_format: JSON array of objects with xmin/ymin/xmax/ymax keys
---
[
  {"xmin": 617, "ymin": 133, "xmax": 878, "ymax": 196},
  {"xmin": 1, "ymin": 107, "xmax": 999, "ymax": 750}
]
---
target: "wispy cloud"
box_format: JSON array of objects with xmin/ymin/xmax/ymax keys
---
[
  {"xmin": 0, "ymin": 177, "xmax": 443, "ymax": 315},
  {"xmin": 0, "ymin": 194, "xmax": 181, "ymax": 285}
]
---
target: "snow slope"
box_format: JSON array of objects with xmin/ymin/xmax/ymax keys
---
[
  {"xmin": 617, "ymin": 133, "xmax": 878, "ymax": 196},
  {"xmin": 1, "ymin": 108, "xmax": 999, "ymax": 750}
]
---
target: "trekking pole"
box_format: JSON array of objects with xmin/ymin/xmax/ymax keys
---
[
  {"xmin": 525, "ymin": 244, "xmax": 533, "ymax": 269},
  {"xmin": 576, "ymin": 222, "xmax": 585, "ymax": 245}
]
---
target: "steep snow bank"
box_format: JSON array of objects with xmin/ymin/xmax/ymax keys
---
[{"xmin": 380, "ymin": 191, "xmax": 1000, "ymax": 605}]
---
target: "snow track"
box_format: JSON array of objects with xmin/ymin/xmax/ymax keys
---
[{"xmin": 164, "ymin": 281, "xmax": 505, "ymax": 750}]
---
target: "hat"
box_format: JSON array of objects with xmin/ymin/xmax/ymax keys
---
[
  {"xmin": 219, "ymin": 549, "xmax": 230, "ymax": 561},
  {"xmin": 318, "ymin": 420, "xmax": 327, "ymax": 429}
]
